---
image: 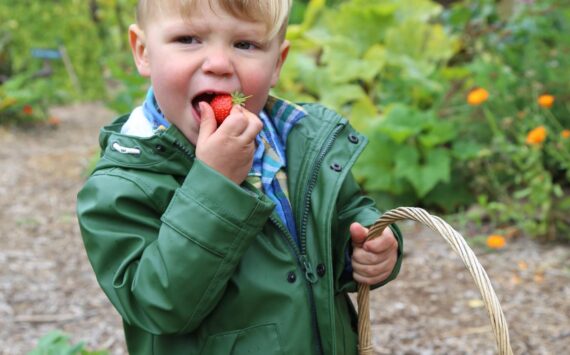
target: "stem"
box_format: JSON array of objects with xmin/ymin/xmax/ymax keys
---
[
  {"xmin": 544, "ymin": 110, "xmax": 570, "ymax": 161},
  {"xmin": 544, "ymin": 109, "xmax": 565, "ymax": 132},
  {"xmin": 482, "ymin": 106, "xmax": 503, "ymax": 138}
]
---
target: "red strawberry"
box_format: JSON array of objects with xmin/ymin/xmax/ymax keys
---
[{"xmin": 210, "ymin": 91, "xmax": 250, "ymax": 124}]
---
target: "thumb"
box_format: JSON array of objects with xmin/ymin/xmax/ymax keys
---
[
  {"xmin": 197, "ymin": 102, "xmax": 217, "ymax": 145},
  {"xmin": 350, "ymin": 222, "xmax": 369, "ymax": 247}
]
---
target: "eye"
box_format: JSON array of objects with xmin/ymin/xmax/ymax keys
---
[
  {"xmin": 175, "ymin": 36, "xmax": 198, "ymax": 45},
  {"xmin": 234, "ymin": 41, "xmax": 257, "ymax": 50}
]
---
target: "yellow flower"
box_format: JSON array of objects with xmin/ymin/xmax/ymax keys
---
[
  {"xmin": 467, "ymin": 88, "xmax": 489, "ymax": 106},
  {"xmin": 486, "ymin": 235, "xmax": 506, "ymax": 249},
  {"xmin": 562, "ymin": 129, "xmax": 570, "ymax": 139},
  {"xmin": 526, "ymin": 125, "xmax": 547, "ymax": 145},
  {"xmin": 537, "ymin": 94, "xmax": 555, "ymax": 108}
]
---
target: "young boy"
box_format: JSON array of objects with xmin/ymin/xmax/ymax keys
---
[{"xmin": 77, "ymin": 0, "xmax": 403, "ymax": 354}]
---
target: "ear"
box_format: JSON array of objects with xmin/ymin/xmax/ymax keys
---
[
  {"xmin": 270, "ymin": 40, "xmax": 290, "ymax": 87},
  {"xmin": 129, "ymin": 24, "xmax": 151, "ymax": 77}
]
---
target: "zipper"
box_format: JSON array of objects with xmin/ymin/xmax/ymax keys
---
[
  {"xmin": 298, "ymin": 122, "xmax": 345, "ymax": 257},
  {"xmin": 270, "ymin": 215, "xmax": 324, "ymax": 355},
  {"xmin": 273, "ymin": 121, "xmax": 346, "ymax": 282},
  {"xmin": 159, "ymin": 130, "xmax": 196, "ymax": 162},
  {"xmin": 299, "ymin": 122, "xmax": 345, "ymax": 355},
  {"xmin": 270, "ymin": 120, "xmax": 346, "ymax": 355},
  {"xmin": 171, "ymin": 140, "xmax": 195, "ymax": 161}
]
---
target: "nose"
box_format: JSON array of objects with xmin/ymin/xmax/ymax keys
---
[{"xmin": 201, "ymin": 45, "xmax": 234, "ymax": 77}]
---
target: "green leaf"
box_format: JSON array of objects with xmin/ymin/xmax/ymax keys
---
[
  {"xmin": 28, "ymin": 330, "xmax": 109, "ymax": 355},
  {"xmin": 354, "ymin": 133, "xmax": 397, "ymax": 192},
  {"xmin": 322, "ymin": 43, "xmax": 384, "ymax": 83},
  {"xmin": 419, "ymin": 120, "xmax": 457, "ymax": 148},
  {"xmin": 389, "ymin": 0, "xmax": 443, "ymax": 22},
  {"xmin": 317, "ymin": 1, "xmax": 397, "ymax": 55},
  {"xmin": 377, "ymin": 104, "xmax": 424, "ymax": 143},
  {"xmin": 395, "ymin": 147, "xmax": 451, "ymax": 197},
  {"xmin": 348, "ymin": 95, "xmax": 379, "ymax": 132},
  {"xmin": 424, "ymin": 178, "xmax": 475, "ymax": 212},
  {"xmin": 318, "ymin": 83, "xmax": 366, "ymax": 111},
  {"xmin": 452, "ymin": 140, "xmax": 483, "ymax": 161},
  {"xmin": 386, "ymin": 20, "xmax": 457, "ymax": 63}
]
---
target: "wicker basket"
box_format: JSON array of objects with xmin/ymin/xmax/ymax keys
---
[{"xmin": 357, "ymin": 207, "xmax": 513, "ymax": 355}]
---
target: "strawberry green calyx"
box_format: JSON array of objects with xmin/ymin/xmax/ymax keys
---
[
  {"xmin": 230, "ymin": 91, "xmax": 251, "ymax": 106},
  {"xmin": 210, "ymin": 91, "xmax": 252, "ymax": 124}
]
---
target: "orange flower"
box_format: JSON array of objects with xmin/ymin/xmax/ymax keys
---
[
  {"xmin": 22, "ymin": 105, "xmax": 33, "ymax": 115},
  {"xmin": 526, "ymin": 125, "xmax": 547, "ymax": 145},
  {"xmin": 467, "ymin": 88, "xmax": 489, "ymax": 106},
  {"xmin": 537, "ymin": 94, "xmax": 555, "ymax": 108},
  {"xmin": 486, "ymin": 235, "xmax": 506, "ymax": 249},
  {"xmin": 562, "ymin": 129, "xmax": 570, "ymax": 139}
]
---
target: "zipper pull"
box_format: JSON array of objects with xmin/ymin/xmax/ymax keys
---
[{"xmin": 301, "ymin": 255, "xmax": 318, "ymax": 284}]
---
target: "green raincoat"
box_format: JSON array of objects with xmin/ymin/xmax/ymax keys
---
[{"xmin": 77, "ymin": 98, "xmax": 403, "ymax": 354}]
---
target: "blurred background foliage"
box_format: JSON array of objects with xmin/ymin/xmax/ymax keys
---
[{"xmin": 0, "ymin": 0, "xmax": 568, "ymax": 242}]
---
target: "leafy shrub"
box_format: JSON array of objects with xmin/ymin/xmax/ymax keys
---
[
  {"xmin": 0, "ymin": 0, "xmax": 140, "ymax": 122},
  {"xmin": 28, "ymin": 331, "xmax": 108, "ymax": 355},
  {"xmin": 276, "ymin": 0, "xmax": 569, "ymax": 240},
  {"xmin": 275, "ymin": 0, "xmax": 470, "ymax": 211},
  {"xmin": 443, "ymin": 0, "xmax": 570, "ymax": 240}
]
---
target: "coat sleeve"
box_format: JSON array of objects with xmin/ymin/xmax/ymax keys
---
[
  {"xmin": 77, "ymin": 159, "xmax": 274, "ymax": 335},
  {"xmin": 332, "ymin": 172, "xmax": 404, "ymax": 293}
]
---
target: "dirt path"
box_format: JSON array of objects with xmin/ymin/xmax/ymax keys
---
[{"xmin": 0, "ymin": 103, "xmax": 568, "ymax": 354}]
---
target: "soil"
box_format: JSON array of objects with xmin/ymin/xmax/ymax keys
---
[{"xmin": 0, "ymin": 102, "xmax": 568, "ymax": 354}]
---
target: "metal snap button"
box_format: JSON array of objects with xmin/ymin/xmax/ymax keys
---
[
  {"xmin": 155, "ymin": 144, "xmax": 166, "ymax": 153},
  {"xmin": 316, "ymin": 264, "xmax": 326, "ymax": 277},
  {"xmin": 287, "ymin": 271, "xmax": 297, "ymax": 283},
  {"xmin": 348, "ymin": 133, "xmax": 359, "ymax": 144},
  {"xmin": 330, "ymin": 163, "xmax": 342, "ymax": 172}
]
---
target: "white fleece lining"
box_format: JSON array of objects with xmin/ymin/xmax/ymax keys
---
[{"xmin": 120, "ymin": 106, "xmax": 155, "ymax": 138}]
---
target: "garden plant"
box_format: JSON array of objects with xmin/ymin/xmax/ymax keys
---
[
  {"xmin": 1, "ymin": 0, "xmax": 568, "ymax": 238},
  {"xmin": 0, "ymin": 0, "xmax": 568, "ymax": 350}
]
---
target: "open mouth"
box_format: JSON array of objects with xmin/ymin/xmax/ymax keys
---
[
  {"xmin": 192, "ymin": 92, "xmax": 216, "ymax": 113},
  {"xmin": 192, "ymin": 91, "xmax": 222, "ymax": 114}
]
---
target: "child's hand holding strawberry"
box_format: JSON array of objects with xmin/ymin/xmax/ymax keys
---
[
  {"xmin": 350, "ymin": 222, "xmax": 399, "ymax": 285},
  {"xmin": 195, "ymin": 100, "xmax": 262, "ymax": 185}
]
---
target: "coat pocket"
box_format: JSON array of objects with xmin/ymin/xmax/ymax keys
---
[{"xmin": 200, "ymin": 323, "xmax": 283, "ymax": 355}]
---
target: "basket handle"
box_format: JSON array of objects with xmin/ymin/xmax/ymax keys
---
[{"xmin": 356, "ymin": 207, "xmax": 513, "ymax": 355}]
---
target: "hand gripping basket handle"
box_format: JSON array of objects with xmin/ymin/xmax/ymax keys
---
[{"xmin": 357, "ymin": 207, "xmax": 513, "ymax": 355}]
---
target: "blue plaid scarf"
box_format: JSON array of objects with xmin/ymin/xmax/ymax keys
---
[{"xmin": 142, "ymin": 88, "xmax": 306, "ymax": 244}]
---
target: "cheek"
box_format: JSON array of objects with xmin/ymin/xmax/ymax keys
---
[
  {"xmin": 241, "ymin": 70, "xmax": 275, "ymax": 113},
  {"xmin": 150, "ymin": 61, "xmax": 191, "ymax": 113},
  {"xmin": 151, "ymin": 64, "xmax": 187, "ymax": 92}
]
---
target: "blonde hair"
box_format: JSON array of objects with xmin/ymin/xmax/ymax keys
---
[{"xmin": 136, "ymin": 0, "xmax": 291, "ymax": 41}]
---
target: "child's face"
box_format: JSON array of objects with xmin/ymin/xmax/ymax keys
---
[{"xmin": 130, "ymin": 1, "xmax": 290, "ymax": 144}]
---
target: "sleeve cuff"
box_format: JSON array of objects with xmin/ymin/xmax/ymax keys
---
[{"xmin": 161, "ymin": 159, "xmax": 275, "ymax": 256}]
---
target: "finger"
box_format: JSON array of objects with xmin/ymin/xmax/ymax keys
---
[
  {"xmin": 350, "ymin": 222, "xmax": 369, "ymax": 247},
  {"xmin": 351, "ymin": 247, "xmax": 385, "ymax": 265},
  {"xmin": 239, "ymin": 108, "xmax": 263, "ymax": 141},
  {"xmin": 197, "ymin": 102, "xmax": 217, "ymax": 146},
  {"xmin": 363, "ymin": 232, "xmax": 398, "ymax": 254},
  {"xmin": 352, "ymin": 258, "xmax": 396, "ymax": 284},
  {"xmin": 352, "ymin": 251, "xmax": 396, "ymax": 272},
  {"xmin": 352, "ymin": 260, "xmax": 394, "ymax": 285},
  {"xmin": 352, "ymin": 271, "xmax": 392, "ymax": 286},
  {"xmin": 219, "ymin": 105, "xmax": 249, "ymax": 135},
  {"xmin": 352, "ymin": 262, "xmax": 388, "ymax": 279}
]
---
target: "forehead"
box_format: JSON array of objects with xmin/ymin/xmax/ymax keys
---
[
  {"xmin": 153, "ymin": 4, "xmax": 276, "ymax": 45},
  {"xmin": 142, "ymin": 1, "xmax": 266, "ymax": 26},
  {"xmin": 139, "ymin": 0, "xmax": 288, "ymax": 40}
]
